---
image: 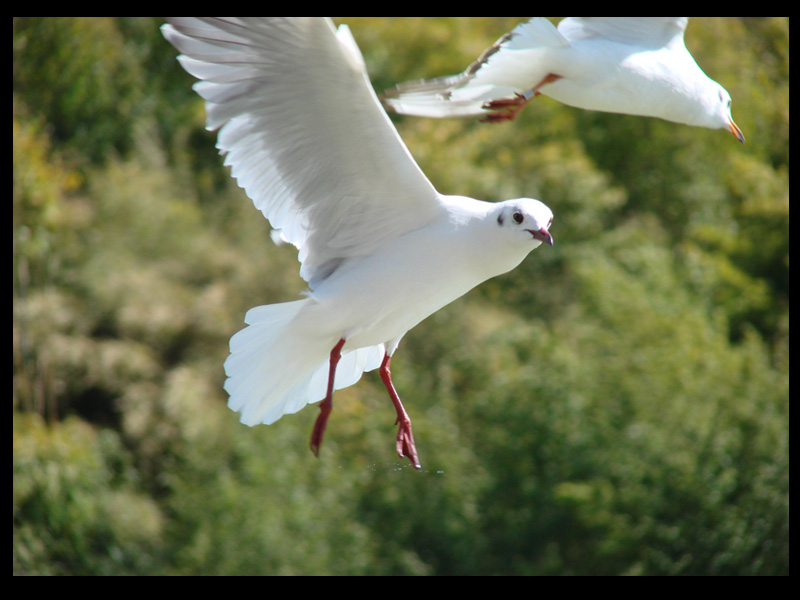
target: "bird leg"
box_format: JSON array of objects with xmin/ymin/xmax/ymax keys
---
[
  {"xmin": 309, "ymin": 337, "xmax": 346, "ymax": 457},
  {"xmin": 481, "ymin": 72, "xmax": 563, "ymax": 122},
  {"xmin": 379, "ymin": 353, "xmax": 421, "ymax": 470}
]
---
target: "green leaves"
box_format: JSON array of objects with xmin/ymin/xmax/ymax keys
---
[{"xmin": 13, "ymin": 17, "xmax": 788, "ymax": 575}]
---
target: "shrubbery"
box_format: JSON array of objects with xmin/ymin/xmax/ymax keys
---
[{"xmin": 13, "ymin": 17, "xmax": 788, "ymax": 575}]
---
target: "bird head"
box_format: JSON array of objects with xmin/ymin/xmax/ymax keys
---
[
  {"xmin": 496, "ymin": 198, "xmax": 554, "ymax": 248},
  {"xmin": 709, "ymin": 84, "xmax": 745, "ymax": 143}
]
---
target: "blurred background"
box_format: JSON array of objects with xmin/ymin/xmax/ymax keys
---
[{"xmin": 13, "ymin": 17, "xmax": 788, "ymax": 575}]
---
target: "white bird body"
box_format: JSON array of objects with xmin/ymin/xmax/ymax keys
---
[
  {"xmin": 228, "ymin": 194, "xmax": 549, "ymax": 428},
  {"xmin": 309, "ymin": 195, "xmax": 544, "ymax": 349},
  {"xmin": 385, "ymin": 17, "xmax": 744, "ymax": 140},
  {"xmin": 161, "ymin": 17, "xmax": 553, "ymax": 467}
]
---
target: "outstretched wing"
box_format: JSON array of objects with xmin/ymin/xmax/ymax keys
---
[{"xmin": 162, "ymin": 17, "xmax": 443, "ymax": 288}]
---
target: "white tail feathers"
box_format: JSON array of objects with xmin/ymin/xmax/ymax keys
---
[
  {"xmin": 384, "ymin": 84, "xmax": 501, "ymax": 118},
  {"xmin": 224, "ymin": 299, "xmax": 385, "ymax": 426}
]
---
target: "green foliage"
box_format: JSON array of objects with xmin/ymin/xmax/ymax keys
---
[
  {"xmin": 13, "ymin": 17, "xmax": 788, "ymax": 575},
  {"xmin": 13, "ymin": 413, "xmax": 165, "ymax": 575}
]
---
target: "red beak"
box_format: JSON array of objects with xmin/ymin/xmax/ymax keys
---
[{"xmin": 529, "ymin": 227, "xmax": 553, "ymax": 246}]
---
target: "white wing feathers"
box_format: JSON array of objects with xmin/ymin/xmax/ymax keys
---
[
  {"xmin": 557, "ymin": 17, "xmax": 688, "ymax": 49},
  {"xmin": 162, "ymin": 17, "xmax": 442, "ymax": 288}
]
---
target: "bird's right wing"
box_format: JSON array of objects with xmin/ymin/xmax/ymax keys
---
[{"xmin": 557, "ymin": 17, "xmax": 688, "ymax": 50}]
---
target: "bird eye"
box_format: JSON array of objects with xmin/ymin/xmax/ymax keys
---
[{"xmin": 512, "ymin": 212, "xmax": 524, "ymax": 224}]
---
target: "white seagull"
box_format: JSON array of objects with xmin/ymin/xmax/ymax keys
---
[
  {"xmin": 385, "ymin": 17, "xmax": 745, "ymax": 141},
  {"xmin": 161, "ymin": 17, "xmax": 554, "ymax": 469}
]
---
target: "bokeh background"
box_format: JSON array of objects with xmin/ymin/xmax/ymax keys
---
[{"xmin": 13, "ymin": 17, "xmax": 788, "ymax": 575}]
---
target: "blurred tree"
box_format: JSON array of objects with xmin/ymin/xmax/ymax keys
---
[{"xmin": 13, "ymin": 17, "xmax": 788, "ymax": 575}]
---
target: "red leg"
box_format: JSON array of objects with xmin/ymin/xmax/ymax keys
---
[
  {"xmin": 481, "ymin": 73, "xmax": 563, "ymax": 122},
  {"xmin": 379, "ymin": 353, "xmax": 421, "ymax": 470},
  {"xmin": 309, "ymin": 338, "xmax": 346, "ymax": 457}
]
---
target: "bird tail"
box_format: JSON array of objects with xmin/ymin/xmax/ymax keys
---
[
  {"xmin": 383, "ymin": 78, "xmax": 499, "ymax": 118},
  {"xmin": 384, "ymin": 17, "xmax": 567, "ymax": 118},
  {"xmin": 223, "ymin": 299, "xmax": 385, "ymax": 426}
]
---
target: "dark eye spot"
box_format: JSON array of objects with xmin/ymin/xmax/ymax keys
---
[{"xmin": 513, "ymin": 212, "xmax": 524, "ymax": 224}]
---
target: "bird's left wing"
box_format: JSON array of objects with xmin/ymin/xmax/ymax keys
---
[{"xmin": 162, "ymin": 18, "xmax": 443, "ymax": 288}]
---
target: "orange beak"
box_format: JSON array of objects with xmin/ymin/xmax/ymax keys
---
[{"xmin": 729, "ymin": 119, "xmax": 745, "ymax": 143}]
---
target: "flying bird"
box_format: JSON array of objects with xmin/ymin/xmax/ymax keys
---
[
  {"xmin": 385, "ymin": 17, "xmax": 745, "ymax": 141},
  {"xmin": 161, "ymin": 17, "xmax": 554, "ymax": 469}
]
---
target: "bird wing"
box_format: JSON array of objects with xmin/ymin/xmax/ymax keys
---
[
  {"xmin": 162, "ymin": 17, "xmax": 443, "ymax": 288},
  {"xmin": 557, "ymin": 17, "xmax": 688, "ymax": 50}
]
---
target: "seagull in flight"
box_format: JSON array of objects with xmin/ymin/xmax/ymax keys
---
[
  {"xmin": 385, "ymin": 17, "xmax": 745, "ymax": 142},
  {"xmin": 161, "ymin": 17, "xmax": 554, "ymax": 469}
]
